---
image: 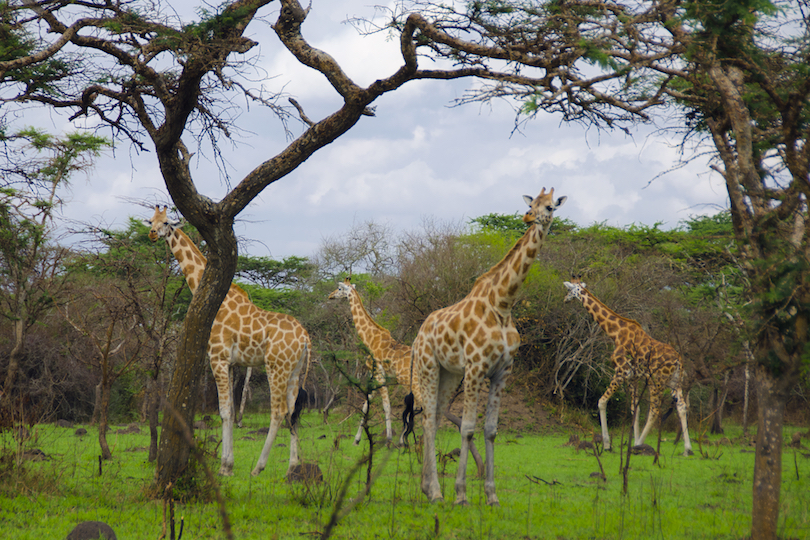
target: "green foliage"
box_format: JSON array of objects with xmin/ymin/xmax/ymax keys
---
[
  {"xmin": 0, "ymin": 4, "xmax": 73, "ymax": 94},
  {"xmin": 236, "ymin": 282, "xmax": 303, "ymax": 314},
  {"xmin": 236, "ymin": 254, "xmax": 313, "ymax": 290}
]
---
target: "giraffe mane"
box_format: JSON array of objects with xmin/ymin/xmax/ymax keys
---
[{"xmin": 583, "ymin": 288, "xmax": 644, "ymax": 328}]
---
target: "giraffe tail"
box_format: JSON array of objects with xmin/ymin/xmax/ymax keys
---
[
  {"xmin": 401, "ymin": 391, "xmax": 416, "ymax": 444},
  {"xmin": 291, "ymin": 387, "xmax": 308, "ymax": 428},
  {"xmin": 661, "ymin": 396, "xmax": 677, "ymax": 422},
  {"xmin": 300, "ymin": 339, "xmax": 312, "ymax": 388}
]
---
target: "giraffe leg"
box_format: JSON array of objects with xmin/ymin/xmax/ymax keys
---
[
  {"xmin": 252, "ymin": 365, "xmax": 291, "ymax": 476},
  {"xmin": 482, "ymin": 363, "xmax": 511, "ymax": 507},
  {"xmin": 674, "ymin": 387, "xmax": 693, "ymax": 456},
  {"xmin": 372, "ymin": 361, "xmax": 394, "ymax": 444},
  {"xmin": 636, "ymin": 382, "xmax": 663, "ymax": 447},
  {"xmin": 419, "ymin": 361, "xmax": 444, "ymax": 503},
  {"xmin": 379, "ymin": 383, "xmax": 393, "ymax": 445},
  {"xmin": 454, "ymin": 369, "xmax": 483, "ymax": 506},
  {"xmin": 285, "ymin": 347, "xmax": 307, "ymax": 470},
  {"xmin": 631, "ymin": 381, "xmax": 643, "ymax": 445},
  {"xmin": 353, "ymin": 399, "xmax": 370, "ymax": 446},
  {"xmin": 212, "ymin": 359, "xmax": 235, "ymax": 476}
]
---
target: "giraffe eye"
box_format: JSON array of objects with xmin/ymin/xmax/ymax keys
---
[{"xmin": 546, "ymin": 205, "xmax": 553, "ymax": 212}]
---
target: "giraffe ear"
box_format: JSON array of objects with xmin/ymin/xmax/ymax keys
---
[
  {"xmin": 141, "ymin": 219, "xmax": 152, "ymax": 227},
  {"xmin": 563, "ymin": 281, "xmax": 575, "ymax": 289},
  {"xmin": 554, "ymin": 196, "xmax": 568, "ymax": 209},
  {"xmin": 523, "ymin": 195, "xmax": 534, "ymax": 206}
]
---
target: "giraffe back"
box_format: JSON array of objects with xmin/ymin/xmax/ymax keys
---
[{"xmin": 209, "ymin": 284, "xmax": 311, "ymax": 374}]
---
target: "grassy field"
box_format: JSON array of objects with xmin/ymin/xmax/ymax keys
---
[{"xmin": 1, "ymin": 411, "xmax": 808, "ymax": 540}]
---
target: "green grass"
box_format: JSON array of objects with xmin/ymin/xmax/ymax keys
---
[{"xmin": 1, "ymin": 412, "xmax": 809, "ymax": 539}]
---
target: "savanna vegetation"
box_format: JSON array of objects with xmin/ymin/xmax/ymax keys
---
[
  {"xmin": 2, "ymin": 0, "xmax": 810, "ymax": 539},
  {"xmin": 2, "ymin": 203, "xmax": 809, "ymax": 537}
]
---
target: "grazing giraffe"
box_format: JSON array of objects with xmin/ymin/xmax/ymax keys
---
[
  {"xmin": 409, "ymin": 188, "xmax": 567, "ymax": 506},
  {"xmin": 329, "ymin": 277, "xmax": 411, "ymax": 445},
  {"xmin": 143, "ymin": 205, "xmax": 311, "ymax": 476},
  {"xmin": 563, "ymin": 277, "xmax": 693, "ymax": 456}
]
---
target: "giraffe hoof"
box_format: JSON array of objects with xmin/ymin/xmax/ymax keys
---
[{"xmin": 454, "ymin": 499, "xmax": 469, "ymax": 507}]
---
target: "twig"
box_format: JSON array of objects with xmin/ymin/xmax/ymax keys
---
[{"xmin": 525, "ymin": 475, "xmax": 561, "ymax": 486}]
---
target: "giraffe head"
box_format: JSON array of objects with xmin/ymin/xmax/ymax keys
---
[
  {"xmin": 143, "ymin": 205, "xmax": 181, "ymax": 242},
  {"xmin": 563, "ymin": 277, "xmax": 587, "ymax": 303},
  {"xmin": 522, "ymin": 187, "xmax": 567, "ymax": 227},
  {"xmin": 328, "ymin": 277, "xmax": 355, "ymax": 300}
]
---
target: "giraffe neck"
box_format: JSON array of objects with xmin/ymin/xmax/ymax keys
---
[
  {"xmin": 348, "ymin": 289, "xmax": 391, "ymax": 352},
  {"xmin": 470, "ymin": 222, "xmax": 548, "ymax": 311},
  {"xmin": 579, "ymin": 293, "xmax": 632, "ymax": 341},
  {"xmin": 165, "ymin": 228, "xmax": 208, "ymax": 293}
]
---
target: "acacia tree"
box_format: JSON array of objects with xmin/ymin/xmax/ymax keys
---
[
  {"xmin": 59, "ymin": 283, "xmax": 144, "ymax": 460},
  {"xmin": 378, "ymin": 1, "xmax": 808, "ymax": 537},
  {"xmin": 5, "ymin": 0, "xmax": 515, "ymax": 491},
  {"xmin": 0, "ymin": 129, "xmax": 108, "ymax": 419}
]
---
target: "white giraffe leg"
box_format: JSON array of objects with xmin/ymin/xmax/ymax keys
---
[
  {"xmin": 213, "ymin": 361, "xmax": 236, "ymax": 476},
  {"xmin": 675, "ymin": 388, "xmax": 693, "ymax": 456},
  {"xmin": 598, "ymin": 394, "xmax": 611, "ymax": 451},
  {"xmin": 353, "ymin": 400, "xmax": 370, "ymax": 445},
  {"xmin": 482, "ymin": 362, "xmax": 511, "ymax": 507},
  {"xmin": 454, "ymin": 370, "xmax": 483, "ymax": 506}
]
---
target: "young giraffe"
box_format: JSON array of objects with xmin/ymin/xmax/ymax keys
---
[
  {"xmin": 143, "ymin": 205, "xmax": 311, "ymax": 476},
  {"xmin": 410, "ymin": 188, "xmax": 567, "ymax": 506},
  {"xmin": 329, "ymin": 277, "xmax": 412, "ymax": 445},
  {"xmin": 563, "ymin": 277, "xmax": 693, "ymax": 456}
]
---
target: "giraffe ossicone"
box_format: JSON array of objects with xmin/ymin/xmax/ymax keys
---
[
  {"xmin": 563, "ymin": 277, "xmax": 693, "ymax": 456},
  {"xmin": 410, "ymin": 187, "xmax": 567, "ymax": 506},
  {"xmin": 143, "ymin": 205, "xmax": 312, "ymax": 477}
]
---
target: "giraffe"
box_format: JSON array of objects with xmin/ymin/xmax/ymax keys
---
[
  {"xmin": 410, "ymin": 188, "xmax": 567, "ymax": 506},
  {"xmin": 143, "ymin": 205, "xmax": 311, "ymax": 476},
  {"xmin": 563, "ymin": 277, "xmax": 693, "ymax": 456},
  {"xmin": 329, "ymin": 277, "xmax": 411, "ymax": 445}
]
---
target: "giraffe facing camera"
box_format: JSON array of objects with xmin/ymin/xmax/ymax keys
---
[
  {"xmin": 143, "ymin": 205, "xmax": 312, "ymax": 477},
  {"xmin": 411, "ymin": 187, "xmax": 566, "ymax": 506}
]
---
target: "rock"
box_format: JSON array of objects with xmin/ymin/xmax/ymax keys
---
[
  {"xmin": 65, "ymin": 521, "xmax": 117, "ymax": 540},
  {"xmin": 630, "ymin": 444, "xmax": 658, "ymax": 456},
  {"xmin": 286, "ymin": 462, "xmax": 323, "ymax": 484}
]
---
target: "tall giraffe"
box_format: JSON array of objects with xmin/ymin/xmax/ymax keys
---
[
  {"xmin": 329, "ymin": 277, "xmax": 411, "ymax": 445},
  {"xmin": 143, "ymin": 206, "xmax": 311, "ymax": 476},
  {"xmin": 563, "ymin": 277, "xmax": 693, "ymax": 456},
  {"xmin": 410, "ymin": 188, "xmax": 567, "ymax": 506}
]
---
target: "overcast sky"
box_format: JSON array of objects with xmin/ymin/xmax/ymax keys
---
[{"xmin": 36, "ymin": 1, "xmax": 729, "ymax": 260}]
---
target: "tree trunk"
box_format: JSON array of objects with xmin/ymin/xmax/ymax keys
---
[
  {"xmin": 98, "ymin": 378, "xmax": 112, "ymax": 461},
  {"xmin": 751, "ymin": 365, "xmax": 787, "ymax": 540},
  {"xmin": 154, "ymin": 324, "xmax": 209, "ymax": 489},
  {"xmin": 91, "ymin": 382, "xmax": 102, "ymax": 425},
  {"xmin": 153, "ymin": 249, "xmax": 230, "ymax": 491},
  {"xmin": 147, "ymin": 377, "xmax": 160, "ymax": 462},
  {"xmin": 1, "ymin": 319, "xmax": 25, "ymax": 416}
]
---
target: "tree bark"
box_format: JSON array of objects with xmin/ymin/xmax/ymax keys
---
[
  {"xmin": 147, "ymin": 377, "xmax": 160, "ymax": 462},
  {"xmin": 1, "ymin": 319, "xmax": 25, "ymax": 416},
  {"xmin": 98, "ymin": 378, "xmax": 112, "ymax": 461},
  {"xmin": 751, "ymin": 365, "xmax": 787, "ymax": 540}
]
